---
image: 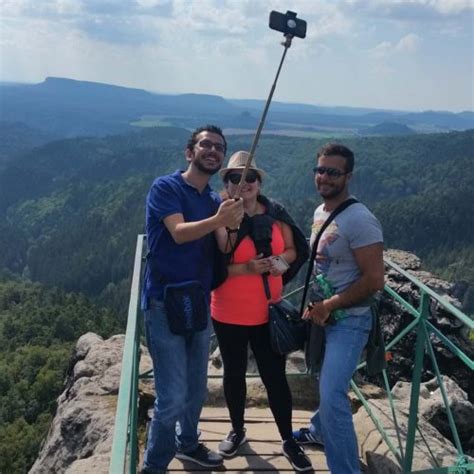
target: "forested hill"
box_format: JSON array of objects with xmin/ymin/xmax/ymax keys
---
[
  {"xmin": 0, "ymin": 278, "xmax": 121, "ymax": 473},
  {"xmin": 0, "ymin": 126, "xmax": 472, "ymax": 472},
  {"xmin": 0, "ymin": 127, "xmax": 472, "ymax": 314}
]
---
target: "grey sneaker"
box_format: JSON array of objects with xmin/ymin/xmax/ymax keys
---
[
  {"xmin": 282, "ymin": 438, "xmax": 313, "ymax": 472},
  {"xmin": 293, "ymin": 427, "xmax": 324, "ymax": 446},
  {"xmin": 175, "ymin": 443, "xmax": 223, "ymax": 467},
  {"xmin": 218, "ymin": 428, "xmax": 247, "ymax": 457}
]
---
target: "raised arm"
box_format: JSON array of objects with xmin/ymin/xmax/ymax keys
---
[{"xmin": 164, "ymin": 199, "xmax": 244, "ymax": 245}]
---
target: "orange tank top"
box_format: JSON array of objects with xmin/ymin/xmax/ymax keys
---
[{"xmin": 211, "ymin": 222, "xmax": 285, "ymax": 326}]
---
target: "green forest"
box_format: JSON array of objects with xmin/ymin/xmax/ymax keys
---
[
  {"xmin": 0, "ymin": 125, "xmax": 473, "ymax": 472},
  {"xmin": 0, "ymin": 278, "xmax": 121, "ymax": 472}
]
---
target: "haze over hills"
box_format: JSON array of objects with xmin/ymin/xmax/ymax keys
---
[{"xmin": 1, "ymin": 77, "xmax": 473, "ymax": 138}]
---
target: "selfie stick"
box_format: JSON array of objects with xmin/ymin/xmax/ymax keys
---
[{"xmin": 235, "ymin": 11, "xmax": 307, "ymax": 198}]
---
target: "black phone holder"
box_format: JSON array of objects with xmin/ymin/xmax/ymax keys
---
[{"xmin": 269, "ymin": 10, "xmax": 307, "ymax": 39}]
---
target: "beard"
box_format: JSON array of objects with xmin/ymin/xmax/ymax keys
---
[
  {"xmin": 317, "ymin": 181, "xmax": 346, "ymax": 199},
  {"xmin": 195, "ymin": 160, "xmax": 220, "ymax": 175},
  {"xmin": 194, "ymin": 154, "xmax": 222, "ymax": 175}
]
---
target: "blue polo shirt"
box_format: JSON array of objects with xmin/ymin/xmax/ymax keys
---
[{"xmin": 142, "ymin": 170, "xmax": 221, "ymax": 309}]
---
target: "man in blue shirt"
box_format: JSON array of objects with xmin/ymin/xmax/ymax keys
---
[{"xmin": 141, "ymin": 125, "xmax": 244, "ymax": 474}]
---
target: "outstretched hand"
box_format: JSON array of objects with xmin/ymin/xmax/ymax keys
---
[{"xmin": 217, "ymin": 198, "xmax": 244, "ymax": 230}]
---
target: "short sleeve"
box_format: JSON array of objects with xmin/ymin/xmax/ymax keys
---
[
  {"xmin": 348, "ymin": 209, "xmax": 383, "ymax": 249},
  {"xmin": 147, "ymin": 178, "xmax": 182, "ymax": 221}
]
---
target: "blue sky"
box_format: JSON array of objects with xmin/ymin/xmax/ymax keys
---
[{"xmin": 1, "ymin": 0, "xmax": 473, "ymax": 112}]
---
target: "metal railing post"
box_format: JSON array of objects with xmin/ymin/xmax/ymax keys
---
[{"xmin": 404, "ymin": 290, "xmax": 430, "ymax": 472}]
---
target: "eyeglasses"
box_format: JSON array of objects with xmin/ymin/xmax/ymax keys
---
[
  {"xmin": 313, "ymin": 166, "xmax": 348, "ymax": 178},
  {"xmin": 197, "ymin": 139, "xmax": 225, "ymax": 153},
  {"xmin": 225, "ymin": 171, "xmax": 260, "ymax": 184}
]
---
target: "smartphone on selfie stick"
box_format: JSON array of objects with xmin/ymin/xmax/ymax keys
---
[{"xmin": 233, "ymin": 10, "xmax": 307, "ymax": 199}]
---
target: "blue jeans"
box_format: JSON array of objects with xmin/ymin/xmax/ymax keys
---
[
  {"xmin": 309, "ymin": 310, "xmax": 372, "ymax": 474},
  {"xmin": 143, "ymin": 300, "xmax": 211, "ymax": 470}
]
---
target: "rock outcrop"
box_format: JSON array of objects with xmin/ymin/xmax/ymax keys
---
[
  {"xmin": 380, "ymin": 250, "xmax": 473, "ymax": 401},
  {"xmin": 354, "ymin": 376, "xmax": 473, "ymax": 473},
  {"xmin": 29, "ymin": 333, "xmax": 123, "ymax": 474}
]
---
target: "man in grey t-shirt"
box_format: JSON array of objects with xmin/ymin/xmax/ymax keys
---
[
  {"xmin": 310, "ymin": 200, "xmax": 383, "ymax": 314},
  {"xmin": 294, "ymin": 144, "xmax": 384, "ymax": 474}
]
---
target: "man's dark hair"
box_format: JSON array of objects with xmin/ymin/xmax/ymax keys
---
[
  {"xmin": 317, "ymin": 143, "xmax": 354, "ymax": 173},
  {"xmin": 186, "ymin": 124, "xmax": 227, "ymax": 154}
]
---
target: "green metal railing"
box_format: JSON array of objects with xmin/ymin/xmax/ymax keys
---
[
  {"xmin": 352, "ymin": 258, "xmax": 473, "ymax": 474},
  {"xmin": 109, "ymin": 234, "xmax": 474, "ymax": 473},
  {"xmin": 109, "ymin": 235, "xmax": 145, "ymax": 474}
]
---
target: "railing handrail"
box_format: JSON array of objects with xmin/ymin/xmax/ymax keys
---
[
  {"xmin": 383, "ymin": 257, "xmax": 473, "ymax": 329},
  {"xmin": 109, "ymin": 234, "xmax": 145, "ymax": 474}
]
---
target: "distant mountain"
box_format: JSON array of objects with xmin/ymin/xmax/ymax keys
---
[
  {"xmin": 359, "ymin": 122, "xmax": 416, "ymax": 136},
  {"xmin": 0, "ymin": 77, "xmax": 238, "ymax": 137},
  {"xmin": 228, "ymin": 99, "xmax": 398, "ymax": 116},
  {"xmin": 399, "ymin": 110, "xmax": 474, "ymax": 129},
  {"xmin": 1, "ymin": 77, "xmax": 472, "ymax": 138}
]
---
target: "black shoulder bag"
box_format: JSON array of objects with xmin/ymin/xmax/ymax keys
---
[
  {"xmin": 250, "ymin": 213, "xmax": 306, "ymax": 356},
  {"xmin": 264, "ymin": 275, "xmax": 307, "ymax": 355},
  {"xmin": 300, "ymin": 198, "xmax": 359, "ymax": 372}
]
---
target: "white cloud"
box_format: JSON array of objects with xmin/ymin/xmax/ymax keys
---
[
  {"xmin": 426, "ymin": 0, "xmax": 473, "ymax": 15},
  {"xmin": 395, "ymin": 33, "xmax": 420, "ymax": 53},
  {"xmin": 136, "ymin": 0, "xmax": 170, "ymax": 8},
  {"xmin": 346, "ymin": 0, "xmax": 473, "ymax": 20},
  {"xmin": 0, "ymin": 0, "xmax": 471, "ymax": 111},
  {"xmin": 370, "ymin": 32, "xmax": 420, "ymax": 58},
  {"xmin": 371, "ymin": 40, "xmax": 393, "ymax": 59}
]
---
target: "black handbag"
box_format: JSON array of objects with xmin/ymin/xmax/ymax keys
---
[
  {"xmin": 262, "ymin": 274, "xmax": 306, "ymax": 355},
  {"xmin": 268, "ymin": 298, "xmax": 307, "ymax": 355},
  {"xmin": 365, "ymin": 300, "xmax": 387, "ymax": 376}
]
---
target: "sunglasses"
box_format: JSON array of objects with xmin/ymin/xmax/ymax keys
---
[
  {"xmin": 313, "ymin": 166, "xmax": 348, "ymax": 178},
  {"xmin": 225, "ymin": 171, "xmax": 260, "ymax": 184},
  {"xmin": 197, "ymin": 139, "xmax": 225, "ymax": 153}
]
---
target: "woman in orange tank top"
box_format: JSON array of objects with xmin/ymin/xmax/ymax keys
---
[{"xmin": 211, "ymin": 151, "xmax": 312, "ymax": 472}]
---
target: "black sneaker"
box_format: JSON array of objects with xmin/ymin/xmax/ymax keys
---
[
  {"xmin": 282, "ymin": 438, "xmax": 313, "ymax": 472},
  {"xmin": 175, "ymin": 443, "xmax": 223, "ymax": 467},
  {"xmin": 141, "ymin": 467, "xmax": 166, "ymax": 474},
  {"xmin": 218, "ymin": 428, "xmax": 247, "ymax": 457},
  {"xmin": 293, "ymin": 427, "xmax": 324, "ymax": 446}
]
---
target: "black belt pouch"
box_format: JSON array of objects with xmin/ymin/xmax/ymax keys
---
[{"xmin": 163, "ymin": 280, "xmax": 208, "ymax": 335}]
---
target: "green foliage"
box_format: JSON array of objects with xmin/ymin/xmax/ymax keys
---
[
  {"xmin": 0, "ymin": 414, "xmax": 52, "ymax": 474},
  {"xmin": 0, "ymin": 279, "xmax": 121, "ymax": 472}
]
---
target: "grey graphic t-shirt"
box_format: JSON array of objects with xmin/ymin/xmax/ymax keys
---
[{"xmin": 310, "ymin": 199, "xmax": 383, "ymax": 313}]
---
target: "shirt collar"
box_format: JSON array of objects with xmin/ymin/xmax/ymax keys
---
[{"xmin": 174, "ymin": 169, "xmax": 212, "ymax": 195}]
